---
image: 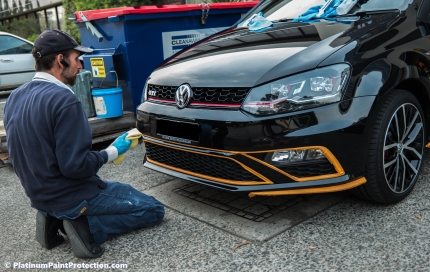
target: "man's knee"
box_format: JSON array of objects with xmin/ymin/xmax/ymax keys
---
[
  {"xmin": 149, "ymin": 195, "xmax": 164, "ymax": 215},
  {"xmin": 154, "ymin": 202, "xmax": 165, "ymax": 223},
  {"xmin": 131, "ymin": 197, "xmax": 164, "ymax": 226}
]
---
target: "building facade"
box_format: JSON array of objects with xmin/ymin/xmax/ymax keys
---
[{"xmin": 0, "ymin": 0, "xmax": 64, "ymax": 30}]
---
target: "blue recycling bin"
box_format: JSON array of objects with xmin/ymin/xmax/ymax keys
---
[{"xmin": 75, "ymin": 2, "xmax": 258, "ymax": 113}]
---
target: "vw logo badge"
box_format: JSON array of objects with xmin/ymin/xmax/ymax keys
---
[{"xmin": 175, "ymin": 84, "xmax": 192, "ymax": 109}]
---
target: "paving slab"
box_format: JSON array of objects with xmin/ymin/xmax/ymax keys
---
[{"xmin": 145, "ymin": 179, "xmax": 348, "ymax": 242}]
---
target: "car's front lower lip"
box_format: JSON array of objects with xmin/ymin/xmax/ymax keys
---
[
  {"xmin": 141, "ymin": 131, "xmax": 366, "ymax": 196},
  {"xmin": 144, "ymin": 154, "xmax": 366, "ymax": 196},
  {"xmin": 143, "ymin": 136, "xmax": 367, "ymax": 196}
]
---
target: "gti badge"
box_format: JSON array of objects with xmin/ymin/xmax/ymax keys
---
[
  {"xmin": 175, "ymin": 84, "xmax": 193, "ymax": 109},
  {"xmin": 148, "ymin": 90, "xmax": 157, "ymax": 96}
]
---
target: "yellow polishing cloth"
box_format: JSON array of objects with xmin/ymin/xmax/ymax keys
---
[
  {"xmin": 125, "ymin": 128, "xmax": 142, "ymax": 148},
  {"xmin": 113, "ymin": 154, "xmax": 126, "ymax": 165},
  {"xmin": 111, "ymin": 128, "xmax": 142, "ymax": 165}
]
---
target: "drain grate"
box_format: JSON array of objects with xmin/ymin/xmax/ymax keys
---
[{"xmin": 174, "ymin": 183, "xmax": 312, "ymax": 222}]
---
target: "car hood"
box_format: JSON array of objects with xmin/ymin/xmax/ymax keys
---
[{"xmin": 149, "ymin": 14, "xmax": 399, "ymax": 87}]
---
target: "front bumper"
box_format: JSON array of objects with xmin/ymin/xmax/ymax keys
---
[
  {"xmin": 138, "ymin": 96, "xmax": 376, "ymax": 196},
  {"xmin": 143, "ymin": 136, "xmax": 367, "ymax": 196}
]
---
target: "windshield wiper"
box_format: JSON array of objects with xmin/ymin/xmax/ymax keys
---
[
  {"xmin": 273, "ymin": 8, "xmax": 400, "ymax": 23},
  {"xmin": 337, "ymin": 9, "xmax": 401, "ymax": 21},
  {"xmin": 353, "ymin": 8, "xmax": 401, "ymax": 16},
  {"xmin": 272, "ymin": 18, "xmax": 293, "ymax": 23},
  {"xmin": 332, "ymin": 9, "xmax": 401, "ymax": 22}
]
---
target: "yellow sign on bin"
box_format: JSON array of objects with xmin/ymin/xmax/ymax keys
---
[{"xmin": 90, "ymin": 58, "xmax": 106, "ymax": 78}]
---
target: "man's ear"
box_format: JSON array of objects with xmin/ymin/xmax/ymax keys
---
[{"xmin": 57, "ymin": 54, "xmax": 70, "ymax": 68}]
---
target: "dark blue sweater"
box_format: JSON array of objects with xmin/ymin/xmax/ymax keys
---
[{"xmin": 4, "ymin": 77, "xmax": 108, "ymax": 211}]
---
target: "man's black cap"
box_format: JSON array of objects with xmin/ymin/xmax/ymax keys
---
[{"xmin": 33, "ymin": 29, "xmax": 93, "ymax": 58}]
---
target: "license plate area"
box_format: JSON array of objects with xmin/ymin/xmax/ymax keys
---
[{"xmin": 156, "ymin": 119, "xmax": 200, "ymax": 144}]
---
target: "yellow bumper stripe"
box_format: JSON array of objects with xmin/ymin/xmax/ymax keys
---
[
  {"xmin": 248, "ymin": 177, "xmax": 366, "ymax": 198},
  {"xmin": 145, "ymin": 140, "xmax": 273, "ymax": 185}
]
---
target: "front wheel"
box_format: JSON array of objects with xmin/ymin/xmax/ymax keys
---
[{"xmin": 352, "ymin": 90, "xmax": 426, "ymax": 204}]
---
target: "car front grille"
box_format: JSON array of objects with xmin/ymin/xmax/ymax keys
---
[
  {"xmin": 147, "ymin": 85, "xmax": 176, "ymax": 100},
  {"xmin": 147, "ymin": 84, "xmax": 251, "ymax": 105},
  {"xmin": 145, "ymin": 142, "xmax": 262, "ymax": 182},
  {"xmin": 279, "ymin": 160, "xmax": 336, "ymax": 178}
]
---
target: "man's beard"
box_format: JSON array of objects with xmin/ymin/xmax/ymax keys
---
[{"xmin": 61, "ymin": 67, "xmax": 77, "ymax": 86}]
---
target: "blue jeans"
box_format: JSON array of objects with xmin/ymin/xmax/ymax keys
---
[{"xmin": 40, "ymin": 181, "xmax": 165, "ymax": 244}]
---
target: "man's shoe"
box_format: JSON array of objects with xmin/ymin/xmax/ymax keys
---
[
  {"xmin": 63, "ymin": 216, "xmax": 104, "ymax": 258},
  {"xmin": 35, "ymin": 211, "xmax": 65, "ymax": 249}
]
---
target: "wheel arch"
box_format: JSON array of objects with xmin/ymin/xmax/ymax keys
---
[
  {"xmin": 395, "ymin": 78, "xmax": 430, "ymax": 140},
  {"xmin": 352, "ymin": 52, "xmax": 430, "ymax": 138}
]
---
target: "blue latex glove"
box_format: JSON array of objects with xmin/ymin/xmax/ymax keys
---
[{"xmin": 111, "ymin": 133, "xmax": 131, "ymax": 155}]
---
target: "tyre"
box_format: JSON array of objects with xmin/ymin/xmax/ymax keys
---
[{"xmin": 352, "ymin": 90, "xmax": 426, "ymax": 204}]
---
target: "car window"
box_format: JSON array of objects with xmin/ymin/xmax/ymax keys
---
[
  {"xmin": 245, "ymin": 0, "xmax": 326, "ymax": 22},
  {"xmin": 239, "ymin": 0, "xmax": 412, "ymax": 23},
  {"xmin": 0, "ymin": 35, "xmax": 33, "ymax": 55},
  {"xmin": 266, "ymin": 0, "xmax": 325, "ymax": 21}
]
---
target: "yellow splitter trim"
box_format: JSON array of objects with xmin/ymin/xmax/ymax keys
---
[
  {"xmin": 144, "ymin": 135, "xmax": 345, "ymax": 182},
  {"xmin": 243, "ymin": 145, "xmax": 345, "ymax": 182},
  {"xmin": 248, "ymin": 177, "xmax": 366, "ymax": 197},
  {"xmin": 147, "ymin": 157, "xmax": 271, "ymax": 185},
  {"xmin": 145, "ymin": 140, "xmax": 273, "ymax": 185}
]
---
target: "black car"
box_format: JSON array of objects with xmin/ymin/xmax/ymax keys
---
[{"xmin": 136, "ymin": 0, "xmax": 430, "ymax": 204}]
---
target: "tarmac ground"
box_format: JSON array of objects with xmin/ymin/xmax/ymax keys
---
[{"xmin": 1, "ymin": 141, "xmax": 430, "ymax": 271}]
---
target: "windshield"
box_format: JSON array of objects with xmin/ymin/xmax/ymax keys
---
[
  {"xmin": 358, "ymin": 0, "xmax": 412, "ymax": 12},
  {"xmin": 239, "ymin": 0, "xmax": 412, "ymax": 23}
]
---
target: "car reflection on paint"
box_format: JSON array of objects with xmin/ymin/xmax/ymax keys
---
[{"xmin": 137, "ymin": 0, "xmax": 430, "ymax": 204}]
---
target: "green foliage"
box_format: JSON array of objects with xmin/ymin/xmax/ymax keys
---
[
  {"xmin": 62, "ymin": 0, "xmax": 81, "ymax": 43},
  {"xmin": 73, "ymin": 0, "xmax": 152, "ymax": 11},
  {"xmin": 0, "ymin": 17, "xmax": 41, "ymax": 40},
  {"xmin": 27, "ymin": 33, "xmax": 39, "ymax": 42},
  {"xmin": 0, "ymin": 0, "xmax": 156, "ymax": 43},
  {"xmin": 63, "ymin": 0, "xmax": 152, "ymax": 42}
]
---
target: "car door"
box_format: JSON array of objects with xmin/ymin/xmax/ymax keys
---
[{"xmin": 0, "ymin": 34, "xmax": 35, "ymax": 90}]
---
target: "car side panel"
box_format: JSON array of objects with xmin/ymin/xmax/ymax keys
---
[
  {"xmin": 0, "ymin": 53, "xmax": 35, "ymax": 90},
  {"xmin": 320, "ymin": 3, "xmax": 430, "ymax": 99}
]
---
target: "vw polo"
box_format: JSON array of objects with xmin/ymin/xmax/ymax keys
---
[{"xmin": 136, "ymin": 0, "xmax": 430, "ymax": 204}]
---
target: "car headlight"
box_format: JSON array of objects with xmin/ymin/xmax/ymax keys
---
[{"xmin": 241, "ymin": 64, "xmax": 350, "ymax": 115}]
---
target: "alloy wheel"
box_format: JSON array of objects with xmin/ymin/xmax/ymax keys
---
[{"xmin": 383, "ymin": 103, "xmax": 424, "ymax": 194}]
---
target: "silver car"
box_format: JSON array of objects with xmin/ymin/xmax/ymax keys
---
[{"xmin": 0, "ymin": 31, "xmax": 35, "ymax": 91}]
